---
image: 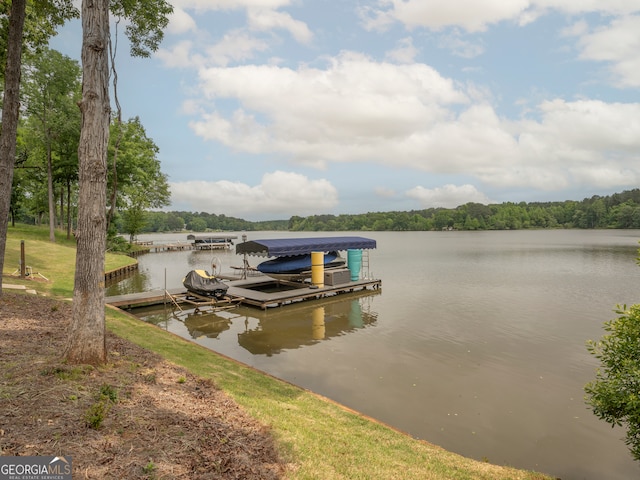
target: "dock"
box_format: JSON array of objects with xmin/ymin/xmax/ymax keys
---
[
  {"xmin": 187, "ymin": 234, "xmax": 237, "ymax": 250},
  {"xmin": 129, "ymin": 234, "xmax": 237, "ymax": 256},
  {"xmin": 227, "ymin": 277, "xmax": 381, "ymax": 309},
  {"xmin": 130, "ymin": 242, "xmax": 194, "ymax": 255},
  {"xmin": 106, "ymin": 276, "xmax": 381, "ymax": 311},
  {"xmin": 108, "ymin": 234, "xmax": 382, "ymax": 310}
]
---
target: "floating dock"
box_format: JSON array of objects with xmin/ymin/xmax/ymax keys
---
[
  {"xmin": 129, "ymin": 234, "xmax": 237, "ymax": 256},
  {"xmin": 226, "ymin": 276, "xmax": 381, "ymax": 309},
  {"xmin": 108, "ymin": 235, "xmax": 381, "ymax": 310},
  {"xmin": 106, "ymin": 276, "xmax": 381, "ymax": 311},
  {"xmin": 187, "ymin": 234, "xmax": 237, "ymax": 250}
]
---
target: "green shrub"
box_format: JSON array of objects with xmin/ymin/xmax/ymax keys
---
[
  {"xmin": 84, "ymin": 384, "xmax": 118, "ymax": 429},
  {"xmin": 585, "ymin": 304, "xmax": 640, "ymax": 461}
]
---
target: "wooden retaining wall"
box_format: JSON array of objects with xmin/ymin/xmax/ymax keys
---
[{"xmin": 104, "ymin": 263, "xmax": 138, "ymax": 282}]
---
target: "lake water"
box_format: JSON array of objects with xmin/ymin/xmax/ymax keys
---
[{"xmin": 107, "ymin": 230, "xmax": 640, "ymax": 480}]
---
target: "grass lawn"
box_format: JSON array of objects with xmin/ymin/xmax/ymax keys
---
[
  {"xmin": 2, "ymin": 224, "xmax": 553, "ymax": 480},
  {"xmin": 3, "ymin": 224, "xmax": 134, "ymax": 296}
]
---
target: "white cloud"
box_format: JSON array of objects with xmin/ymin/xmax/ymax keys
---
[
  {"xmin": 533, "ymin": 99, "xmax": 640, "ymax": 152},
  {"xmin": 362, "ymin": 0, "xmax": 640, "ymax": 33},
  {"xmin": 247, "ymin": 7, "xmax": 313, "ymax": 44},
  {"xmin": 190, "ymin": 51, "xmax": 469, "ymax": 166},
  {"xmin": 530, "ymin": 0, "xmax": 639, "ymax": 17},
  {"xmin": 385, "ymin": 37, "xmax": 419, "ymax": 64},
  {"xmin": 167, "ymin": 7, "xmax": 197, "ymax": 35},
  {"xmin": 180, "ymin": 99, "xmax": 203, "ymax": 116},
  {"xmin": 169, "ymin": 171, "xmax": 338, "ymax": 218},
  {"xmin": 560, "ymin": 20, "xmax": 589, "ymax": 38},
  {"xmin": 157, "ymin": 32, "xmax": 270, "ymax": 69},
  {"xmin": 359, "ymin": 1, "xmax": 640, "ymax": 93},
  {"xmin": 406, "ymin": 184, "xmax": 493, "ymax": 208},
  {"xmin": 508, "ymin": 99, "xmax": 640, "ymax": 189},
  {"xmin": 437, "ymin": 31, "xmax": 485, "ymax": 58},
  {"xmin": 156, "ymin": 40, "xmax": 203, "ymax": 68},
  {"xmin": 185, "ymin": 50, "xmax": 640, "ymax": 195},
  {"xmin": 361, "ymin": 0, "xmax": 530, "ymax": 33},
  {"xmin": 204, "ymin": 30, "xmax": 270, "ymax": 66},
  {"xmin": 171, "ymin": 0, "xmax": 294, "ymax": 11},
  {"xmin": 53, "ymin": 0, "xmax": 640, "ymax": 219},
  {"xmin": 158, "ymin": 2, "xmax": 312, "ymax": 68},
  {"xmin": 576, "ymin": 15, "xmax": 640, "ymax": 87}
]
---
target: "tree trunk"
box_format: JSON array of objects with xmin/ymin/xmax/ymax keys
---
[
  {"xmin": 59, "ymin": 185, "xmax": 64, "ymax": 230},
  {"xmin": 66, "ymin": 177, "xmax": 72, "ymax": 239},
  {"xmin": 0, "ymin": 0, "xmax": 26, "ymax": 296},
  {"xmin": 47, "ymin": 146, "xmax": 56, "ymax": 242},
  {"xmin": 65, "ymin": 0, "xmax": 110, "ymax": 365}
]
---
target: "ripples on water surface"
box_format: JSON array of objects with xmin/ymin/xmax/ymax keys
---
[{"xmin": 110, "ymin": 230, "xmax": 640, "ymax": 480}]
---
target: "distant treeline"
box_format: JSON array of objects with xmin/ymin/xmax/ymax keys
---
[
  {"xmin": 128, "ymin": 211, "xmax": 289, "ymax": 233},
  {"xmin": 127, "ymin": 189, "xmax": 640, "ymax": 234}
]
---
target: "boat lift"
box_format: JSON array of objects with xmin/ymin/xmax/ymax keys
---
[{"xmin": 164, "ymin": 290, "xmax": 244, "ymax": 314}]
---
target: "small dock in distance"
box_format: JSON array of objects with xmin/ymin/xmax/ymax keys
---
[
  {"xmin": 106, "ymin": 276, "xmax": 381, "ymax": 311},
  {"xmin": 129, "ymin": 234, "xmax": 237, "ymax": 255},
  {"xmin": 130, "ymin": 241, "xmax": 193, "ymax": 255}
]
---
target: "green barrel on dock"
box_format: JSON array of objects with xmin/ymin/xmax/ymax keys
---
[{"xmin": 347, "ymin": 249, "xmax": 362, "ymax": 281}]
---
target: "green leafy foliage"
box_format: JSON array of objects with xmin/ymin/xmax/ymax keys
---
[
  {"xmin": 585, "ymin": 304, "xmax": 640, "ymax": 461},
  {"xmin": 0, "ymin": 0, "xmax": 79, "ymax": 82},
  {"xmin": 285, "ymin": 190, "xmax": 640, "ymax": 231},
  {"xmin": 109, "ymin": 0, "xmax": 173, "ymax": 58},
  {"xmin": 20, "ymin": 47, "xmax": 82, "ymax": 238},
  {"xmin": 85, "ymin": 384, "xmax": 118, "ymax": 429}
]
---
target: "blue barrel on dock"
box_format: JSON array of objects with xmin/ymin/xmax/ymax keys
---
[{"xmin": 347, "ymin": 249, "xmax": 362, "ymax": 281}]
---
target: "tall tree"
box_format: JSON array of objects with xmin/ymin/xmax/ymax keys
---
[
  {"xmin": 0, "ymin": 0, "xmax": 26, "ymax": 295},
  {"xmin": 64, "ymin": 0, "xmax": 110, "ymax": 365},
  {"xmin": 108, "ymin": 116, "xmax": 170, "ymax": 242},
  {"xmin": 65, "ymin": 0, "xmax": 172, "ymax": 364},
  {"xmin": 0, "ymin": 0, "xmax": 77, "ymax": 295},
  {"xmin": 21, "ymin": 47, "xmax": 81, "ymax": 242}
]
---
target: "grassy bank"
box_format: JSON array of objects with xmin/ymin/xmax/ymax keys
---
[
  {"xmin": 2, "ymin": 225, "xmax": 552, "ymax": 479},
  {"xmin": 3, "ymin": 224, "xmax": 134, "ymax": 296}
]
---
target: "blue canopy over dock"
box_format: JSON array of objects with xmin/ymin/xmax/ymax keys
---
[{"xmin": 236, "ymin": 236, "xmax": 376, "ymax": 257}]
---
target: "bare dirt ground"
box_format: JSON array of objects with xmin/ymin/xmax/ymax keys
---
[{"xmin": 0, "ymin": 291, "xmax": 289, "ymax": 479}]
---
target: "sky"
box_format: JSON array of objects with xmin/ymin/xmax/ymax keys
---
[{"xmin": 50, "ymin": 1, "xmax": 640, "ymax": 221}]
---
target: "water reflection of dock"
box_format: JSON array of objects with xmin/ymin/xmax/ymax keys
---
[
  {"xmin": 237, "ymin": 289, "xmax": 380, "ymax": 355},
  {"xmin": 136, "ymin": 289, "xmax": 380, "ymax": 356}
]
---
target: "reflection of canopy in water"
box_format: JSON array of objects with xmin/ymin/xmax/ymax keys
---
[
  {"xmin": 236, "ymin": 236, "xmax": 376, "ymax": 257},
  {"xmin": 237, "ymin": 290, "xmax": 379, "ymax": 356}
]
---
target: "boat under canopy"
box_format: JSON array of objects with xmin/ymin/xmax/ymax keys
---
[
  {"xmin": 235, "ymin": 236, "xmax": 376, "ymax": 258},
  {"xmin": 256, "ymin": 251, "xmax": 345, "ymax": 277}
]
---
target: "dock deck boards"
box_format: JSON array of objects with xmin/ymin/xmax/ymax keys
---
[
  {"xmin": 227, "ymin": 277, "xmax": 381, "ymax": 309},
  {"xmin": 106, "ymin": 277, "xmax": 381, "ymax": 310}
]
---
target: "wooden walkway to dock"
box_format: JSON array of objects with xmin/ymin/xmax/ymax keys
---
[{"xmin": 106, "ymin": 277, "xmax": 382, "ymax": 310}]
